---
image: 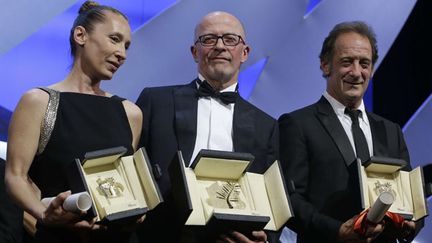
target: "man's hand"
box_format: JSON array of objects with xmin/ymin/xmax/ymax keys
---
[
  {"xmin": 400, "ymin": 220, "xmax": 416, "ymax": 238},
  {"xmin": 338, "ymin": 215, "xmax": 384, "ymax": 242},
  {"xmin": 217, "ymin": 230, "xmax": 267, "ymax": 243},
  {"xmin": 381, "ymin": 219, "xmax": 416, "ymax": 240}
]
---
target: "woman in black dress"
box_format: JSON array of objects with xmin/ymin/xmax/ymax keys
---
[{"xmin": 5, "ymin": 1, "xmax": 143, "ymax": 242}]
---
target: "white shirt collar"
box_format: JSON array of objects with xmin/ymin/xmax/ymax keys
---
[
  {"xmin": 323, "ymin": 91, "xmax": 368, "ymax": 123},
  {"xmin": 197, "ymin": 74, "xmax": 237, "ymax": 92}
]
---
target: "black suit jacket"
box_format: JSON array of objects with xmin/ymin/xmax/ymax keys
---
[
  {"xmin": 279, "ymin": 96, "xmax": 416, "ymax": 243},
  {"xmin": 135, "ymin": 80, "xmax": 279, "ymax": 242}
]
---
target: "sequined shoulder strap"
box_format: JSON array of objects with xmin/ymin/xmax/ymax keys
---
[{"xmin": 37, "ymin": 87, "xmax": 60, "ymax": 155}]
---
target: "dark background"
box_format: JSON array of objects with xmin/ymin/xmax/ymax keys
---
[{"xmin": 373, "ymin": 0, "xmax": 432, "ymax": 127}]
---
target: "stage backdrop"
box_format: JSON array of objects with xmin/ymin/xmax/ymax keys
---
[{"xmin": 0, "ymin": 1, "xmax": 430, "ymax": 242}]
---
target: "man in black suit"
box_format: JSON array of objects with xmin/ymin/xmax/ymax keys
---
[
  {"xmin": 279, "ymin": 21, "xmax": 421, "ymax": 242},
  {"xmin": 135, "ymin": 11, "xmax": 278, "ymax": 243}
]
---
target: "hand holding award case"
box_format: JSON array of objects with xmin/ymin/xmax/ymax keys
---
[
  {"xmin": 353, "ymin": 156, "xmax": 428, "ymax": 221},
  {"xmin": 68, "ymin": 146, "xmax": 163, "ymax": 225},
  {"xmin": 169, "ymin": 149, "xmax": 293, "ymax": 238}
]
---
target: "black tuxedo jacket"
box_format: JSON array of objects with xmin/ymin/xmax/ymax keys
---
[
  {"xmin": 135, "ymin": 80, "xmax": 278, "ymax": 242},
  {"xmin": 279, "ymin": 96, "xmax": 415, "ymax": 243}
]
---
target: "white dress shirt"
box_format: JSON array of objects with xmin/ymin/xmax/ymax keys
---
[
  {"xmin": 189, "ymin": 75, "xmax": 236, "ymax": 165},
  {"xmin": 323, "ymin": 91, "xmax": 374, "ymax": 157}
]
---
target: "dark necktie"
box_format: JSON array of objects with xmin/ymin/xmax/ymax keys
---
[
  {"xmin": 196, "ymin": 80, "xmax": 238, "ymax": 105},
  {"xmin": 345, "ymin": 108, "xmax": 370, "ymax": 163}
]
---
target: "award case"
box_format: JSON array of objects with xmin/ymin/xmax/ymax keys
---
[
  {"xmin": 169, "ymin": 149, "xmax": 293, "ymax": 237},
  {"xmin": 353, "ymin": 156, "xmax": 428, "ymax": 221},
  {"xmin": 68, "ymin": 146, "xmax": 163, "ymax": 225}
]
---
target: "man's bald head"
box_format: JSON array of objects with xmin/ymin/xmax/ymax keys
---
[{"xmin": 194, "ymin": 11, "xmax": 246, "ymax": 41}]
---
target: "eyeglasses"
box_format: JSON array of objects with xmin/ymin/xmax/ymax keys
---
[{"xmin": 195, "ymin": 34, "xmax": 245, "ymax": 47}]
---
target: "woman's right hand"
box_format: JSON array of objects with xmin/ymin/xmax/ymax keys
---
[{"xmin": 40, "ymin": 191, "xmax": 106, "ymax": 231}]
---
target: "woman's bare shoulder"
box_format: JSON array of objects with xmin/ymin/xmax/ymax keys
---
[{"xmin": 16, "ymin": 88, "xmax": 50, "ymax": 113}]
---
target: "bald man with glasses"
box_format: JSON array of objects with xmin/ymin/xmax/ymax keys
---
[{"xmin": 135, "ymin": 11, "xmax": 279, "ymax": 243}]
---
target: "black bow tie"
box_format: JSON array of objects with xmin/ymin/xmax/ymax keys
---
[{"xmin": 196, "ymin": 80, "xmax": 238, "ymax": 105}]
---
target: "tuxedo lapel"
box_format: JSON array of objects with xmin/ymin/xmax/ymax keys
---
[
  {"xmin": 174, "ymin": 81, "xmax": 198, "ymax": 164},
  {"xmin": 316, "ymin": 97, "xmax": 356, "ymax": 166},
  {"xmin": 232, "ymin": 97, "xmax": 255, "ymax": 154},
  {"xmin": 367, "ymin": 113, "xmax": 388, "ymax": 157}
]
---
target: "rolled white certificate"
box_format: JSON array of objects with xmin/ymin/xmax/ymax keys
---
[
  {"xmin": 367, "ymin": 191, "xmax": 394, "ymax": 223},
  {"xmin": 41, "ymin": 192, "xmax": 92, "ymax": 214}
]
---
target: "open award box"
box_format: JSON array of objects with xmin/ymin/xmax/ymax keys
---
[
  {"xmin": 353, "ymin": 156, "xmax": 428, "ymax": 221},
  {"xmin": 68, "ymin": 146, "xmax": 163, "ymax": 225},
  {"xmin": 169, "ymin": 149, "xmax": 293, "ymax": 237}
]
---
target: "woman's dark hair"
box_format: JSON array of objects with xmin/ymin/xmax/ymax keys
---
[
  {"xmin": 319, "ymin": 21, "xmax": 378, "ymax": 66},
  {"xmin": 69, "ymin": 1, "xmax": 128, "ymax": 57}
]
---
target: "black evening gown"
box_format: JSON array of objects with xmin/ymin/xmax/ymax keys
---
[{"xmin": 29, "ymin": 91, "xmax": 135, "ymax": 243}]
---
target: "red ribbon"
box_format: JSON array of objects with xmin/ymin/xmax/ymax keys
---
[{"xmin": 353, "ymin": 209, "xmax": 405, "ymax": 237}]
